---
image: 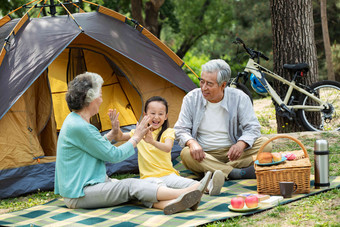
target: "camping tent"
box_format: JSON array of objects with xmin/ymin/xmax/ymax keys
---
[{"xmin": 0, "ymin": 5, "xmax": 196, "ymax": 199}]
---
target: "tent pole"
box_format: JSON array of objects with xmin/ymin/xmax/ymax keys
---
[{"xmin": 49, "ymin": 0, "xmax": 56, "ymax": 16}]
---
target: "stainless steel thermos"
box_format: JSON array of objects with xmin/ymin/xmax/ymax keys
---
[{"xmin": 314, "ymin": 140, "xmax": 330, "ymax": 189}]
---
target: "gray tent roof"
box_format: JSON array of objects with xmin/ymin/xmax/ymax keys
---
[{"xmin": 0, "ymin": 11, "xmax": 196, "ymax": 120}]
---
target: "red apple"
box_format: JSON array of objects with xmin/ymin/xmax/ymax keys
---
[
  {"xmin": 245, "ymin": 195, "xmax": 259, "ymax": 208},
  {"xmin": 231, "ymin": 197, "xmax": 244, "ymax": 209}
]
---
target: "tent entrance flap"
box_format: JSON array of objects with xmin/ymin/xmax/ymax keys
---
[
  {"xmin": 67, "ymin": 47, "xmax": 102, "ymax": 131},
  {"xmin": 50, "ymin": 45, "xmax": 141, "ymax": 131},
  {"xmin": 67, "ymin": 48, "xmax": 87, "ymax": 83},
  {"xmin": 0, "ymin": 70, "xmax": 57, "ymax": 170}
]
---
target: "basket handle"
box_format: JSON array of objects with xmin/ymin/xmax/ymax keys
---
[{"xmin": 255, "ymin": 134, "xmax": 308, "ymax": 160}]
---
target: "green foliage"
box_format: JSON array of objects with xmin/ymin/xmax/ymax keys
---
[
  {"xmin": 160, "ymin": 0, "xmax": 179, "ymax": 34},
  {"xmin": 160, "ymin": 0, "xmax": 234, "ymax": 57},
  {"xmin": 167, "ymin": 0, "xmax": 273, "ymax": 75},
  {"xmin": 183, "ymin": 51, "xmax": 210, "ymax": 87},
  {"xmin": 187, "ymin": 74, "xmax": 200, "ymax": 88},
  {"xmin": 102, "ymin": 0, "xmax": 130, "ymax": 15},
  {"xmin": 227, "ymin": 0, "xmax": 273, "ymax": 72},
  {"xmin": 162, "ymin": 0, "xmax": 274, "ymax": 92},
  {"xmin": 0, "ymin": 0, "xmax": 30, "ymax": 18}
]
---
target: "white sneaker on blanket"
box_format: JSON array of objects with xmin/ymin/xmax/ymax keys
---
[
  {"xmin": 197, "ymin": 171, "xmax": 212, "ymax": 193},
  {"xmin": 207, "ymin": 170, "xmax": 225, "ymax": 196}
]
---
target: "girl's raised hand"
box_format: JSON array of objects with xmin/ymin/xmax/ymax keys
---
[
  {"xmin": 143, "ymin": 129, "xmax": 154, "ymax": 144},
  {"xmin": 108, "ymin": 109, "xmax": 120, "ymax": 138}
]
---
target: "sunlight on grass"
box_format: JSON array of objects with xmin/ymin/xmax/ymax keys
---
[
  {"xmin": 0, "ymin": 191, "xmax": 61, "ymax": 213},
  {"xmin": 254, "ymin": 97, "xmax": 277, "ymax": 134}
]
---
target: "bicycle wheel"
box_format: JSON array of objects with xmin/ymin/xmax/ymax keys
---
[
  {"xmin": 230, "ymin": 82, "xmax": 253, "ymax": 104},
  {"xmin": 298, "ymin": 80, "xmax": 340, "ymax": 131}
]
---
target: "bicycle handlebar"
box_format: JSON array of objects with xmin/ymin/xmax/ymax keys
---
[{"xmin": 235, "ymin": 37, "xmax": 269, "ymax": 61}]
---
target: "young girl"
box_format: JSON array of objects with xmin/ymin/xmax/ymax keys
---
[{"xmin": 112, "ymin": 96, "xmax": 224, "ymax": 196}]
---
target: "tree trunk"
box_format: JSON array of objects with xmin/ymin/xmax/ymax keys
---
[
  {"xmin": 131, "ymin": 0, "xmax": 164, "ymax": 37},
  {"xmin": 270, "ymin": 0, "xmax": 318, "ymax": 133},
  {"xmin": 320, "ymin": 0, "xmax": 335, "ymax": 81},
  {"xmin": 131, "ymin": 0, "xmax": 145, "ymax": 26},
  {"xmin": 145, "ymin": 0, "xmax": 165, "ymax": 36}
]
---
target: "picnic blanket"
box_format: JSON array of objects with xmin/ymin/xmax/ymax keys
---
[{"xmin": 1, "ymin": 158, "xmax": 339, "ymax": 227}]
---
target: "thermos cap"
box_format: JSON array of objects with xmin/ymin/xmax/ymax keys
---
[{"xmin": 314, "ymin": 139, "xmax": 328, "ymax": 152}]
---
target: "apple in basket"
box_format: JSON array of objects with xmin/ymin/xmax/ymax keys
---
[
  {"xmin": 245, "ymin": 195, "xmax": 259, "ymax": 208},
  {"xmin": 231, "ymin": 197, "xmax": 244, "ymax": 209}
]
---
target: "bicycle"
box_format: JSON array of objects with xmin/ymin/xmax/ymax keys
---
[{"xmin": 229, "ymin": 37, "xmax": 340, "ymax": 132}]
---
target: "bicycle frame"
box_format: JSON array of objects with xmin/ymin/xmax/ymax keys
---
[{"xmin": 244, "ymin": 59, "xmax": 329, "ymax": 111}]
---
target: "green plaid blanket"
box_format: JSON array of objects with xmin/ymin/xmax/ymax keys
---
[{"xmin": 1, "ymin": 158, "xmax": 339, "ymax": 227}]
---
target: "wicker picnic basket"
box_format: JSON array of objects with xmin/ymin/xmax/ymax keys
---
[{"xmin": 255, "ymin": 135, "xmax": 311, "ymax": 195}]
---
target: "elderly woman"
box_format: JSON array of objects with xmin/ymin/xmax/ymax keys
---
[{"xmin": 54, "ymin": 72, "xmax": 211, "ymax": 215}]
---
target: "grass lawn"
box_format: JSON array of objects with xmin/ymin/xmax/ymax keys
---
[{"xmin": 1, "ymin": 97, "xmax": 339, "ymax": 226}]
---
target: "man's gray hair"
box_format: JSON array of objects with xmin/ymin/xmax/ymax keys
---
[{"xmin": 201, "ymin": 59, "xmax": 231, "ymax": 86}]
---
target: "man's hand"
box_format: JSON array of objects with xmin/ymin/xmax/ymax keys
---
[
  {"xmin": 187, "ymin": 140, "xmax": 205, "ymax": 162},
  {"xmin": 227, "ymin": 141, "xmax": 248, "ymax": 161}
]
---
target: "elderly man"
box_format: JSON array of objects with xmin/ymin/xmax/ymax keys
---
[{"xmin": 174, "ymin": 59, "xmax": 270, "ymax": 183}]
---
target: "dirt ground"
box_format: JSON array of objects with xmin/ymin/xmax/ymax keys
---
[{"xmin": 253, "ymin": 97, "xmax": 273, "ymax": 113}]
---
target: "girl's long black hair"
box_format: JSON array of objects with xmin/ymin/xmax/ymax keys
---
[{"xmin": 144, "ymin": 96, "xmax": 169, "ymax": 142}]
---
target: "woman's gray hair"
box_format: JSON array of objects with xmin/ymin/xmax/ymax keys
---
[
  {"xmin": 201, "ymin": 59, "xmax": 231, "ymax": 86},
  {"xmin": 66, "ymin": 72, "xmax": 104, "ymax": 111}
]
